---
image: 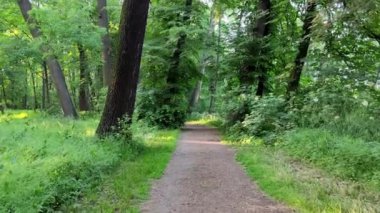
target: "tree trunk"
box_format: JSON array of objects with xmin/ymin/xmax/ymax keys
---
[
  {"xmin": 166, "ymin": 0, "xmax": 193, "ymax": 93},
  {"xmin": 41, "ymin": 61, "xmax": 49, "ymax": 109},
  {"xmin": 189, "ymin": 80, "xmax": 202, "ymax": 111},
  {"xmin": 209, "ymin": 14, "xmax": 222, "ymax": 113},
  {"xmin": 1, "ymin": 71, "xmax": 7, "ymax": 106},
  {"xmin": 97, "ymin": 0, "xmax": 113, "ymax": 87},
  {"xmin": 96, "ymin": 0, "xmax": 150, "ymax": 136},
  {"xmin": 286, "ymin": 0, "xmax": 317, "ymax": 95},
  {"xmin": 31, "ymin": 69, "xmax": 38, "ymax": 110},
  {"xmin": 255, "ymin": 0, "xmax": 272, "ymax": 97},
  {"xmin": 18, "ymin": 0, "xmax": 78, "ymax": 118},
  {"xmin": 189, "ymin": 4, "xmax": 215, "ymax": 111},
  {"xmin": 78, "ymin": 44, "xmax": 91, "ymax": 111},
  {"xmin": 237, "ymin": 9, "xmax": 244, "ymax": 37},
  {"xmin": 23, "ymin": 70, "xmax": 28, "ymax": 109}
]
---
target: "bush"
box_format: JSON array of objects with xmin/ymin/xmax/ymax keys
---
[
  {"xmin": 288, "ymin": 78, "xmax": 379, "ymax": 128},
  {"xmin": 287, "ymin": 79, "xmax": 380, "ymax": 141},
  {"xmin": 137, "ymin": 89, "xmax": 187, "ymax": 129},
  {"xmin": 227, "ymin": 95, "xmax": 294, "ymax": 143}
]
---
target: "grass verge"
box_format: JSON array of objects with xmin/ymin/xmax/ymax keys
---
[
  {"xmin": 0, "ymin": 110, "xmax": 179, "ymax": 212},
  {"xmin": 0, "ymin": 111, "xmax": 122, "ymax": 212},
  {"xmin": 187, "ymin": 114, "xmax": 222, "ymax": 127},
  {"xmin": 223, "ymin": 137, "xmax": 380, "ymax": 213},
  {"xmin": 65, "ymin": 126, "xmax": 179, "ymax": 212}
]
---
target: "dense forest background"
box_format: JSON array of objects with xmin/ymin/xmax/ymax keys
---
[
  {"xmin": 0, "ymin": 0, "xmax": 379, "ymax": 212},
  {"xmin": 1, "ymin": 0, "xmax": 379, "ymax": 127}
]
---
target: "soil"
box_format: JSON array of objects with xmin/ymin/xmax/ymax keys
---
[{"xmin": 141, "ymin": 125, "xmax": 292, "ymax": 213}]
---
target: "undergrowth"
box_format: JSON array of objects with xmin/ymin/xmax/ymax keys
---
[
  {"xmin": 66, "ymin": 126, "xmax": 179, "ymax": 212},
  {"xmin": 0, "ymin": 110, "xmax": 176, "ymax": 212},
  {"xmin": 231, "ymin": 142, "xmax": 380, "ymax": 213},
  {"xmin": 215, "ymin": 84, "xmax": 380, "ymax": 212},
  {"xmin": 281, "ymin": 129, "xmax": 380, "ymax": 188}
]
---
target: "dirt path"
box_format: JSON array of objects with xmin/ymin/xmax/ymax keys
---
[{"xmin": 141, "ymin": 125, "xmax": 291, "ymax": 213}]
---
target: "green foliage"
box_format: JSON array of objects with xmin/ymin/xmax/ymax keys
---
[
  {"xmin": 137, "ymin": 0, "xmax": 209, "ymax": 128},
  {"xmin": 223, "ymin": 95, "xmax": 293, "ymax": 143},
  {"xmin": 241, "ymin": 96, "xmax": 293, "ymax": 141},
  {"xmin": 138, "ymin": 89, "xmax": 188, "ymax": 128},
  {"xmin": 282, "ymin": 129, "xmax": 380, "ymax": 186},
  {"xmin": 187, "ymin": 113, "xmax": 223, "ymax": 127},
  {"xmin": 66, "ymin": 124, "xmax": 179, "ymax": 212},
  {"xmin": 230, "ymin": 141, "xmax": 380, "ymax": 212},
  {"xmin": 288, "ymin": 80, "xmax": 361, "ymax": 128},
  {"xmin": 0, "ymin": 111, "xmax": 129, "ymax": 212},
  {"xmin": 328, "ymin": 110, "xmax": 380, "ymax": 142}
]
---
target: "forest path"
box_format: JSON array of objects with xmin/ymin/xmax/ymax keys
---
[{"xmin": 141, "ymin": 125, "xmax": 291, "ymax": 213}]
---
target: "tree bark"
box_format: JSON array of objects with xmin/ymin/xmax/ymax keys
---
[
  {"xmin": 96, "ymin": 0, "xmax": 150, "ymax": 136},
  {"xmin": 23, "ymin": 70, "xmax": 28, "ymax": 109},
  {"xmin": 18, "ymin": 0, "xmax": 78, "ymax": 118},
  {"xmin": 30, "ymin": 69, "xmax": 38, "ymax": 110},
  {"xmin": 78, "ymin": 44, "xmax": 91, "ymax": 111},
  {"xmin": 41, "ymin": 61, "xmax": 49, "ymax": 109},
  {"xmin": 1, "ymin": 71, "xmax": 7, "ymax": 107},
  {"xmin": 286, "ymin": 0, "xmax": 317, "ymax": 95},
  {"xmin": 97, "ymin": 0, "xmax": 113, "ymax": 87},
  {"xmin": 255, "ymin": 0, "xmax": 272, "ymax": 97},
  {"xmin": 189, "ymin": 80, "xmax": 202, "ymax": 111}
]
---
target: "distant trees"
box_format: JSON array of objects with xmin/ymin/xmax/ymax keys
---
[
  {"xmin": 78, "ymin": 44, "xmax": 91, "ymax": 111},
  {"xmin": 17, "ymin": 0, "xmax": 78, "ymax": 118},
  {"xmin": 96, "ymin": 0, "xmax": 150, "ymax": 136},
  {"xmin": 287, "ymin": 0, "xmax": 317, "ymax": 95},
  {"xmin": 137, "ymin": 0, "xmax": 208, "ymax": 128},
  {"xmin": 166, "ymin": 0, "xmax": 193, "ymax": 94},
  {"xmin": 254, "ymin": 0, "xmax": 272, "ymax": 97},
  {"xmin": 97, "ymin": 0, "xmax": 113, "ymax": 87},
  {"xmin": 0, "ymin": 0, "xmax": 378, "ymax": 137}
]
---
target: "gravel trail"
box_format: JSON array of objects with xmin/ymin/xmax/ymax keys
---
[{"xmin": 141, "ymin": 125, "xmax": 291, "ymax": 213}]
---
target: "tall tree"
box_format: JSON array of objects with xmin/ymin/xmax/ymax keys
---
[
  {"xmin": 96, "ymin": 0, "xmax": 150, "ymax": 136},
  {"xmin": 166, "ymin": 0, "xmax": 193, "ymax": 93},
  {"xmin": 41, "ymin": 61, "xmax": 50, "ymax": 109},
  {"xmin": 97, "ymin": 0, "xmax": 113, "ymax": 87},
  {"xmin": 287, "ymin": 0, "xmax": 317, "ymax": 95},
  {"xmin": 209, "ymin": 13, "xmax": 222, "ymax": 113},
  {"xmin": 255, "ymin": 0, "xmax": 272, "ymax": 97},
  {"xmin": 189, "ymin": 4, "xmax": 216, "ymax": 111},
  {"xmin": 17, "ymin": 0, "xmax": 78, "ymax": 118},
  {"xmin": 78, "ymin": 44, "xmax": 91, "ymax": 111}
]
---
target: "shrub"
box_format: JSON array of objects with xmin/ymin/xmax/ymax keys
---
[
  {"xmin": 137, "ymin": 89, "xmax": 187, "ymax": 129},
  {"xmin": 288, "ymin": 78, "xmax": 379, "ymax": 129},
  {"xmin": 227, "ymin": 95, "xmax": 294, "ymax": 143}
]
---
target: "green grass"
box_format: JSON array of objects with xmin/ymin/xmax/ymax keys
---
[
  {"xmin": 0, "ymin": 110, "xmax": 179, "ymax": 212},
  {"xmin": 0, "ymin": 111, "xmax": 122, "ymax": 212},
  {"xmin": 65, "ymin": 127, "xmax": 179, "ymax": 212},
  {"xmin": 282, "ymin": 129, "xmax": 380, "ymax": 186},
  {"xmin": 224, "ymin": 136, "xmax": 380, "ymax": 213},
  {"xmin": 187, "ymin": 114, "xmax": 222, "ymax": 127}
]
